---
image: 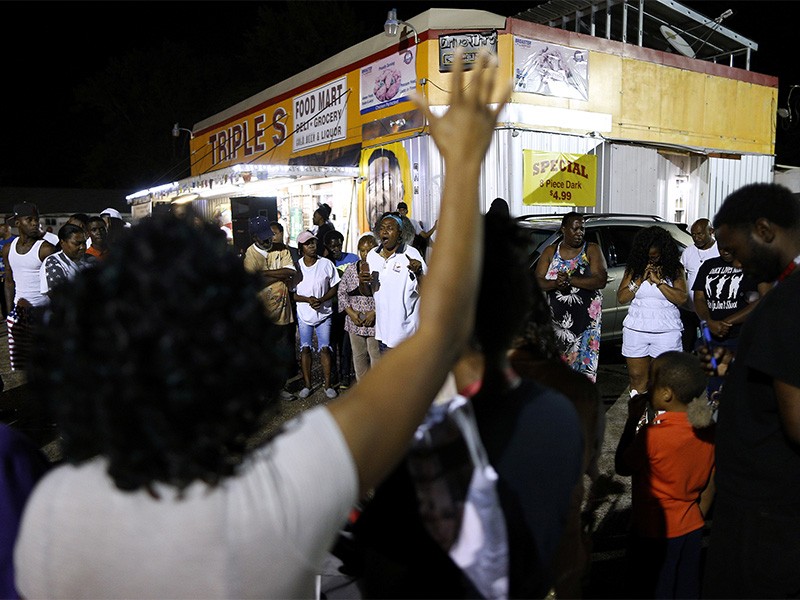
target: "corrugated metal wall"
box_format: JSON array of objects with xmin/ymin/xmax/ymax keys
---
[
  {"xmin": 707, "ymin": 154, "xmax": 775, "ymax": 218},
  {"xmin": 397, "ymin": 131, "xmax": 775, "ymax": 227}
]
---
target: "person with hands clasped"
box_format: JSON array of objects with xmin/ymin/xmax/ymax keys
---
[
  {"xmin": 536, "ymin": 211, "xmax": 608, "ymax": 382},
  {"xmin": 337, "ymin": 233, "xmax": 381, "ymax": 382},
  {"xmin": 617, "ymin": 226, "xmax": 687, "ymax": 396},
  {"xmin": 293, "ymin": 230, "xmax": 340, "ymax": 399}
]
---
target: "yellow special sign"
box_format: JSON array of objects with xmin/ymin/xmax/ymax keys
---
[{"xmin": 523, "ymin": 151, "xmax": 597, "ymax": 206}]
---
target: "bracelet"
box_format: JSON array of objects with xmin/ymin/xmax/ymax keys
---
[
  {"xmin": 628, "ymin": 281, "xmax": 639, "ymax": 293},
  {"xmin": 658, "ymin": 279, "xmax": 667, "ymax": 286}
]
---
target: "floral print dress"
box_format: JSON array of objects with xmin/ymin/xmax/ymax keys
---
[{"xmin": 544, "ymin": 242, "xmax": 603, "ymax": 382}]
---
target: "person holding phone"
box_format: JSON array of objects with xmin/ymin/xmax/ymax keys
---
[
  {"xmin": 697, "ymin": 183, "xmax": 800, "ymax": 600},
  {"xmin": 338, "ymin": 233, "xmax": 381, "ymax": 381}
]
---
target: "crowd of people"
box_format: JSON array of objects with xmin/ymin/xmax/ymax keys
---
[{"xmin": 1, "ymin": 50, "xmax": 799, "ymax": 600}]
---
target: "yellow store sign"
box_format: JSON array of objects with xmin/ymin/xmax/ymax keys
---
[{"xmin": 523, "ymin": 151, "xmax": 597, "ymax": 207}]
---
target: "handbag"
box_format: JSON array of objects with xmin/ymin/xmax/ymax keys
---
[{"xmin": 407, "ymin": 393, "xmax": 510, "ymax": 599}]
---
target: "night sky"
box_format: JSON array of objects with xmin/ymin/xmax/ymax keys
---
[{"xmin": 4, "ymin": 1, "xmax": 798, "ymax": 190}]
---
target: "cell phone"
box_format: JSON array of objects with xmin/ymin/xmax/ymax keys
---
[{"xmin": 700, "ymin": 320, "xmax": 719, "ymax": 371}]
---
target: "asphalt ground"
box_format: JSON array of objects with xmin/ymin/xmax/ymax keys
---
[{"xmin": 1, "ymin": 326, "xmax": 680, "ymax": 599}]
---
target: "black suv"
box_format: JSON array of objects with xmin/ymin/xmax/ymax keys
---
[{"xmin": 516, "ymin": 213, "xmax": 693, "ymax": 342}]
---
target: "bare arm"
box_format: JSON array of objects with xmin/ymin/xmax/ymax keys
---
[
  {"xmin": 569, "ymin": 242, "xmax": 608, "ymax": 290},
  {"xmin": 261, "ymin": 267, "xmax": 295, "ymax": 286},
  {"xmin": 420, "ymin": 220, "xmax": 437, "ymax": 239},
  {"xmin": 39, "ymin": 241, "xmax": 56, "ymax": 261},
  {"xmin": 3, "ymin": 243, "xmax": 13, "ymax": 311},
  {"xmin": 776, "ymin": 379, "xmax": 800, "ymax": 445},
  {"xmin": 617, "ymin": 269, "xmax": 642, "ymax": 304},
  {"xmin": 698, "ymin": 468, "xmax": 716, "ymax": 518},
  {"xmin": 651, "ymin": 265, "xmax": 688, "ymax": 307},
  {"xmin": 534, "ymin": 245, "xmax": 559, "ymax": 291},
  {"xmin": 327, "ymin": 50, "xmax": 511, "ymax": 496}
]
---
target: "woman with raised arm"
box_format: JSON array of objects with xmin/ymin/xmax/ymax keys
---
[{"xmin": 14, "ymin": 50, "xmax": 511, "ymax": 599}]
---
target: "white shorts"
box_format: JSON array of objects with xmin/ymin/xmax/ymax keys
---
[{"xmin": 621, "ymin": 327, "xmax": 682, "ymax": 358}]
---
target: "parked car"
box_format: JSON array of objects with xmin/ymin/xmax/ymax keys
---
[{"xmin": 516, "ymin": 213, "xmax": 693, "ymax": 342}]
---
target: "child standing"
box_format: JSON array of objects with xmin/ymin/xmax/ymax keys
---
[{"xmin": 615, "ymin": 351, "xmax": 715, "ymax": 599}]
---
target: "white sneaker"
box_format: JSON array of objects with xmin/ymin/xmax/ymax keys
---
[
  {"xmin": 325, "ymin": 387, "xmax": 338, "ymax": 399},
  {"xmin": 298, "ymin": 387, "xmax": 311, "ymax": 399}
]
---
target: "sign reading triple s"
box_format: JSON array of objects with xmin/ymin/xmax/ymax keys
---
[{"xmin": 523, "ymin": 150, "xmax": 597, "ymax": 206}]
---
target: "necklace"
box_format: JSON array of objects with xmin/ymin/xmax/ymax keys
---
[{"xmin": 777, "ymin": 254, "xmax": 800, "ymax": 283}]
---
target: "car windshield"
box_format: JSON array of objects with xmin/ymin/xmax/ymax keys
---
[{"xmin": 525, "ymin": 228, "xmax": 558, "ymax": 264}]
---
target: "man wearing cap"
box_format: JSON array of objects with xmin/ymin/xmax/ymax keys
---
[
  {"xmin": 243, "ymin": 216, "xmax": 296, "ymax": 396},
  {"xmin": 101, "ymin": 207, "xmax": 131, "ymax": 230},
  {"xmin": 397, "ymin": 201, "xmax": 436, "ymax": 258},
  {"xmin": 3, "ymin": 202, "xmax": 56, "ymax": 371}
]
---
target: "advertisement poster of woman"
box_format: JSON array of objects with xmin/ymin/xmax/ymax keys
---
[{"xmin": 360, "ymin": 142, "xmax": 412, "ymax": 233}]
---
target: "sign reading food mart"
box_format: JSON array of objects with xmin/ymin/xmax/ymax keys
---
[
  {"xmin": 523, "ymin": 150, "xmax": 597, "ymax": 206},
  {"xmin": 293, "ymin": 76, "xmax": 349, "ymax": 152}
]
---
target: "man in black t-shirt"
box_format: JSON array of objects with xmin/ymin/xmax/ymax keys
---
[
  {"xmin": 691, "ymin": 247, "xmax": 771, "ymax": 349},
  {"xmin": 701, "ymin": 183, "xmax": 800, "ymax": 599}
]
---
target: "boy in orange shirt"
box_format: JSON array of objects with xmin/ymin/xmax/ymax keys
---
[{"xmin": 615, "ymin": 351, "xmax": 715, "ymax": 598}]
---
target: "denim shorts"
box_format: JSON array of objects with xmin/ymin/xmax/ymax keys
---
[{"xmin": 298, "ymin": 316, "xmax": 332, "ymax": 351}]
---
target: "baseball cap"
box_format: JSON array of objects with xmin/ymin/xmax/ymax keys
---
[
  {"xmin": 297, "ymin": 230, "xmax": 317, "ymax": 245},
  {"xmin": 101, "ymin": 207, "xmax": 122, "ymax": 219},
  {"xmin": 13, "ymin": 202, "xmax": 38, "ymax": 218},
  {"xmin": 249, "ymin": 216, "xmax": 274, "ymax": 242}
]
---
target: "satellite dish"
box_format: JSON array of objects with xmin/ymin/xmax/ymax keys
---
[{"xmin": 660, "ymin": 25, "xmax": 696, "ymax": 58}]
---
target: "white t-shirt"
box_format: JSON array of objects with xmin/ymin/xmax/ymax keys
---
[
  {"xmin": 294, "ymin": 257, "xmax": 340, "ymax": 326},
  {"xmin": 14, "ymin": 406, "xmax": 358, "ymax": 599},
  {"xmin": 366, "ymin": 243, "xmax": 427, "ymax": 348},
  {"xmin": 680, "ymin": 241, "xmax": 719, "ymax": 310}
]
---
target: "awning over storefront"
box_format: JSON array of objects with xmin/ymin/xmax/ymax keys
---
[{"xmin": 125, "ymin": 163, "xmax": 359, "ymax": 206}]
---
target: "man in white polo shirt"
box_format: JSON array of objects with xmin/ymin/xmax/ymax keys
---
[
  {"xmin": 679, "ymin": 218, "xmax": 719, "ymax": 351},
  {"xmin": 366, "ymin": 212, "xmax": 427, "ymax": 351}
]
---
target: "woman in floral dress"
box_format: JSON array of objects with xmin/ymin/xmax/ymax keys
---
[
  {"xmin": 337, "ymin": 233, "xmax": 381, "ymax": 381},
  {"xmin": 535, "ymin": 212, "xmax": 608, "ymax": 381}
]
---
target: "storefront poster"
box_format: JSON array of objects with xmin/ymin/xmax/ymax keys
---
[
  {"xmin": 513, "ymin": 37, "xmax": 588, "ymax": 100},
  {"xmin": 360, "ymin": 48, "xmax": 417, "ymax": 115},
  {"xmin": 359, "ymin": 142, "xmax": 411, "ymax": 232},
  {"xmin": 523, "ymin": 150, "xmax": 597, "ymax": 207},
  {"xmin": 293, "ymin": 77, "xmax": 348, "ymax": 152}
]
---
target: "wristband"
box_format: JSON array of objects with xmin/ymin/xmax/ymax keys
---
[{"xmin": 628, "ymin": 281, "xmax": 639, "ymax": 293}]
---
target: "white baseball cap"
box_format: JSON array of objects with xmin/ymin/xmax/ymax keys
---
[{"xmin": 100, "ymin": 207, "xmax": 122, "ymax": 219}]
